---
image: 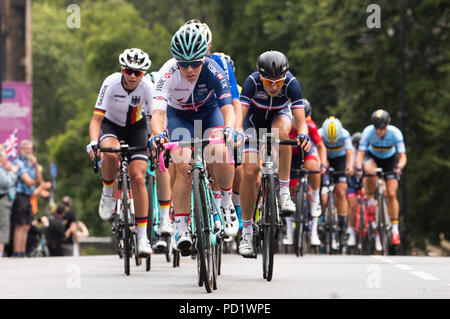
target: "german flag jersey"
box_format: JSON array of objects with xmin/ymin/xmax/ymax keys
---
[{"xmin": 94, "ymin": 72, "xmax": 154, "ymax": 127}]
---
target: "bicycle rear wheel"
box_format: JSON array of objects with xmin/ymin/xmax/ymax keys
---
[
  {"xmin": 192, "ymin": 170, "xmax": 214, "ymax": 293},
  {"xmin": 294, "ymin": 182, "xmax": 305, "ymax": 257},
  {"xmin": 146, "ymin": 174, "xmax": 155, "ymax": 271},
  {"xmin": 121, "ymin": 175, "xmax": 131, "ymax": 276},
  {"xmin": 261, "ymin": 175, "xmax": 277, "ymax": 281}
]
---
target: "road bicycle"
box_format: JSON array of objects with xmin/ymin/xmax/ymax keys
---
[
  {"xmin": 365, "ymin": 168, "xmax": 393, "ymax": 256},
  {"xmin": 160, "ymin": 136, "xmax": 229, "ymax": 293},
  {"xmin": 93, "ymin": 143, "xmax": 149, "ymax": 275},
  {"xmin": 245, "ymin": 133, "xmax": 299, "ymax": 281},
  {"xmin": 319, "ymin": 168, "xmax": 348, "ymax": 255}
]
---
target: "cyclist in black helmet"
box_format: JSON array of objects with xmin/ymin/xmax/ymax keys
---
[{"xmin": 236, "ymin": 50, "xmax": 311, "ymax": 257}]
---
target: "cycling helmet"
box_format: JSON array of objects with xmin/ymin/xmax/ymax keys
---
[
  {"xmin": 213, "ymin": 52, "xmax": 235, "ymax": 72},
  {"xmin": 119, "ymin": 48, "xmax": 151, "ymax": 71},
  {"xmin": 257, "ymin": 50, "xmax": 289, "ymax": 79},
  {"xmin": 371, "ymin": 109, "xmax": 391, "ymax": 129},
  {"xmin": 171, "ymin": 25, "xmax": 209, "ymax": 61},
  {"xmin": 302, "ymin": 98, "xmax": 311, "ymax": 117},
  {"xmin": 321, "ymin": 116, "xmax": 343, "ymax": 144},
  {"xmin": 184, "ymin": 19, "xmax": 212, "ymax": 46},
  {"xmin": 351, "ymin": 132, "xmax": 362, "ymax": 148}
]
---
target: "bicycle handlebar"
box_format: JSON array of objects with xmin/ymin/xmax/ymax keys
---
[{"xmin": 92, "ymin": 144, "xmax": 148, "ymax": 173}]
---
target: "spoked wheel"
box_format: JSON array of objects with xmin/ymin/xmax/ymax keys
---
[
  {"xmin": 193, "ymin": 170, "xmax": 214, "ymax": 293},
  {"xmin": 122, "ymin": 175, "xmax": 131, "ymax": 276},
  {"xmin": 294, "ymin": 183, "xmax": 305, "ymax": 257},
  {"xmin": 261, "ymin": 175, "xmax": 277, "ymax": 282}
]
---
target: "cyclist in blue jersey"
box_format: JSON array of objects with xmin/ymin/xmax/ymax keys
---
[
  {"xmin": 318, "ymin": 116, "xmax": 354, "ymax": 250},
  {"xmin": 183, "ymin": 20, "xmax": 243, "ymax": 236},
  {"xmin": 150, "ymin": 25, "xmax": 238, "ymax": 256},
  {"xmin": 356, "ymin": 109, "xmax": 407, "ymax": 246},
  {"xmin": 237, "ymin": 50, "xmax": 311, "ymax": 257}
]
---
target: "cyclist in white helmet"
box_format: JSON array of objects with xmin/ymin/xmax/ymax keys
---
[
  {"xmin": 318, "ymin": 116, "xmax": 354, "ymax": 250},
  {"xmin": 86, "ymin": 48, "xmax": 154, "ymax": 256}
]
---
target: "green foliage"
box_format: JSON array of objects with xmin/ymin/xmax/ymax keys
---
[{"xmin": 32, "ymin": 0, "xmax": 449, "ymax": 248}]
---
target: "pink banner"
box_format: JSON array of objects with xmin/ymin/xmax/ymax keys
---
[{"xmin": 0, "ymin": 82, "xmax": 32, "ymax": 143}]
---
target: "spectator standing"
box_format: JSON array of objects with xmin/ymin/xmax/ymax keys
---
[
  {"xmin": 0, "ymin": 144, "xmax": 18, "ymax": 257},
  {"xmin": 11, "ymin": 140, "xmax": 43, "ymax": 257},
  {"xmin": 44, "ymin": 204, "xmax": 66, "ymax": 256}
]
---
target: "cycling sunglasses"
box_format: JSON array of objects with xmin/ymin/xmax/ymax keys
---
[
  {"xmin": 261, "ymin": 76, "xmax": 286, "ymax": 87},
  {"xmin": 123, "ymin": 68, "xmax": 144, "ymax": 77},
  {"xmin": 177, "ymin": 59, "xmax": 204, "ymax": 69}
]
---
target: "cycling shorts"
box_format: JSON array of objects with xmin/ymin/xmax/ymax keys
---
[
  {"xmin": 99, "ymin": 117, "xmax": 149, "ymax": 162},
  {"xmin": 328, "ymin": 155, "xmax": 348, "ymax": 184},
  {"xmin": 243, "ymin": 105, "xmax": 292, "ymax": 153},
  {"xmin": 365, "ymin": 152, "xmax": 397, "ymax": 180},
  {"xmin": 167, "ymin": 105, "xmax": 224, "ymax": 142}
]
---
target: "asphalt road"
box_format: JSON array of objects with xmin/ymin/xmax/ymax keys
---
[{"xmin": 1, "ymin": 253, "xmax": 449, "ymax": 299}]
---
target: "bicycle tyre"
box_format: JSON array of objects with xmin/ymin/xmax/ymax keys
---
[
  {"xmin": 146, "ymin": 174, "xmax": 155, "ymax": 270},
  {"xmin": 294, "ymin": 182, "xmax": 305, "ymax": 257},
  {"xmin": 121, "ymin": 174, "xmax": 131, "ymax": 276},
  {"xmin": 262, "ymin": 175, "xmax": 277, "ymax": 281},
  {"xmin": 378, "ymin": 194, "xmax": 390, "ymax": 256},
  {"xmin": 193, "ymin": 170, "xmax": 214, "ymax": 293}
]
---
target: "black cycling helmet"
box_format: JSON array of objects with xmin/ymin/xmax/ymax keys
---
[
  {"xmin": 371, "ymin": 109, "xmax": 391, "ymax": 129},
  {"xmin": 257, "ymin": 50, "xmax": 289, "ymax": 79},
  {"xmin": 351, "ymin": 132, "xmax": 362, "ymax": 148},
  {"xmin": 302, "ymin": 98, "xmax": 311, "ymax": 117}
]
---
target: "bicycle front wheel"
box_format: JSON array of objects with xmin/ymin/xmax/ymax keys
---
[
  {"xmin": 378, "ymin": 194, "xmax": 390, "ymax": 256},
  {"xmin": 121, "ymin": 175, "xmax": 131, "ymax": 276},
  {"xmin": 261, "ymin": 175, "xmax": 277, "ymax": 281},
  {"xmin": 192, "ymin": 170, "xmax": 214, "ymax": 293}
]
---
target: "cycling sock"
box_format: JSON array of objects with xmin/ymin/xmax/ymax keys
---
[
  {"xmin": 242, "ymin": 219, "xmax": 253, "ymax": 235},
  {"xmin": 102, "ymin": 179, "xmax": 114, "ymax": 197},
  {"xmin": 235, "ymin": 206, "xmax": 243, "ymax": 229},
  {"xmin": 312, "ymin": 188, "xmax": 320, "ymax": 203},
  {"xmin": 232, "ymin": 191, "xmax": 240, "ymax": 206},
  {"xmin": 159, "ymin": 199, "xmax": 171, "ymax": 220},
  {"xmin": 213, "ymin": 191, "xmax": 222, "ymax": 213},
  {"xmin": 220, "ymin": 186, "xmax": 233, "ymax": 207},
  {"xmin": 311, "ymin": 217, "xmax": 319, "ymax": 235},
  {"xmin": 391, "ymin": 220, "xmax": 399, "ymax": 233},
  {"xmin": 136, "ymin": 217, "xmax": 148, "ymax": 239},
  {"xmin": 279, "ymin": 179, "xmax": 290, "ymax": 195},
  {"xmin": 175, "ymin": 214, "xmax": 190, "ymax": 233},
  {"xmin": 368, "ymin": 196, "xmax": 375, "ymax": 207}
]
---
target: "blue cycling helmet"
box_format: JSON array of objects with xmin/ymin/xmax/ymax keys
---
[
  {"xmin": 171, "ymin": 25, "xmax": 208, "ymax": 61},
  {"xmin": 321, "ymin": 116, "xmax": 343, "ymax": 144}
]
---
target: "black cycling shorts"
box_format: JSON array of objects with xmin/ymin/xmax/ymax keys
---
[
  {"xmin": 328, "ymin": 155, "xmax": 348, "ymax": 183},
  {"xmin": 365, "ymin": 152, "xmax": 397, "ymax": 180},
  {"xmin": 99, "ymin": 118, "xmax": 148, "ymax": 162}
]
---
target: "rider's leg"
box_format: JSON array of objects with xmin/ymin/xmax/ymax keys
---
[
  {"xmin": 386, "ymin": 178, "xmax": 399, "ymax": 230},
  {"xmin": 129, "ymin": 159, "xmax": 149, "ymax": 235},
  {"xmin": 99, "ymin": 137, "xmax": 120, "ymax": 196},
  {"xmin": 156, "ymin": 167, "xmax": 172, "ymax": 234},
  {"xmin": 239, "ymin": 152, "xmax": 260, "ymax": 235}
]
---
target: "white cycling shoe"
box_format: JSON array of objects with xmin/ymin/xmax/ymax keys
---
[
  {"xmin": 98, "ymin": 194, "xmax": 116, "ymax": 220},
  {"xmin": 172, "ymin": 231, "xmax": 192, "ymax": 256},
  {"xmin": 282, "ymin": 231, "xmax": 294, "ymax": 245},
  {"xmin": 279, "ymin": 193, "xmax": 296, "ymax": 216},
  {"xmin": 137, "ymin": 237, "xmax": 152, "ymax": 256},
  {"xmin": 159, "ymin": 217, "xmax": 173, "ymax": 235},
  {"xmin": 221, "ymin": 202, "xmax": 239, "ymax": 237},
  {"xmin": 310, "ymin": 232, "xmax": 321, "ymax": 246},
  {"xmin": 239, "ymin": 233, "xmax": 255, "ymax": 258}
]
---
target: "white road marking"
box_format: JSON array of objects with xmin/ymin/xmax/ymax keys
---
[
  {"xmin": 394, "ymin": 264, "xmax": 414, "ymax": 271},
  {"xmin": 410, "ymin": 271, "xmax": 438, "ymax": 281}
]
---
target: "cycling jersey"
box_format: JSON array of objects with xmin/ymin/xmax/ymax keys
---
[
  {"xmin": 152, "ymin": 57, "xmax": 233, "ymax": 141},
  {"xmin": 359, "ymin": 125, "xmax": 406, "ymax": 159},
  {"xmin": 153, "ymin": 57, "xmax": 232, "ymax": 112},
  {"xmin": 94, "ymin": 73, "xmax": 154, "ymax": 127},
  {"xmin": 209, "ymin": 53, "xmax": 239, "ymax": 100},
  {"xmin": 318, "ymin": 128, "xmax": 353, "ymax": 159},
  {"xmin": 240, "ymin": 71, "xmax": 304, "ymax": 117}
]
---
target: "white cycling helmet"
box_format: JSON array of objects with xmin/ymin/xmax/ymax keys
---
[
  {"xmin": 183, "ymin": 19, "xmax": 212, "ymax": 46},
  {"xmin": 119, "ymin": 48, "xmax": 151, "ymax": 71},
  {"xmin": 321, "ymin": 116, "xmax": 343, "ymax": 143}
]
